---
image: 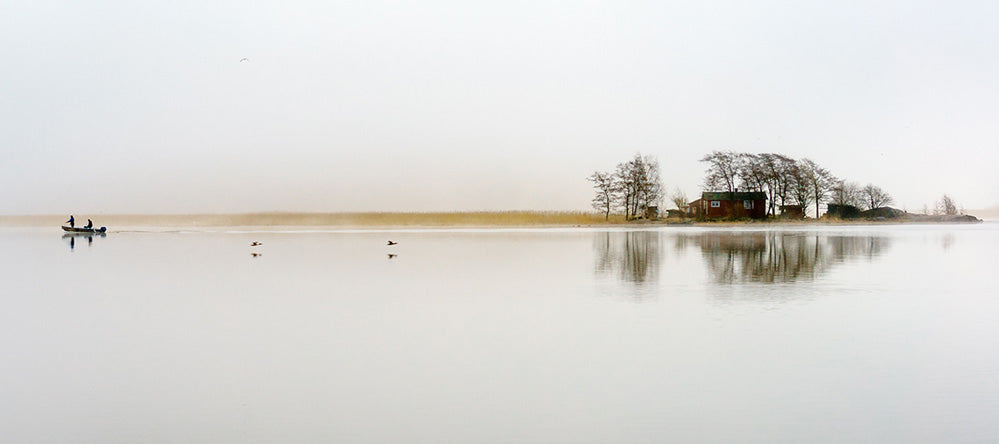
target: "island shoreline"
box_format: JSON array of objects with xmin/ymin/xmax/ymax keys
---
[{"xmin": 0, "ymin": 211, "xmax": 986, "ymax": 228}]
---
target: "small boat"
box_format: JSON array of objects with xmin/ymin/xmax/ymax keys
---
[{"xmin": 62, "ymin": 226, "xmax": 107, "ymax": 234}]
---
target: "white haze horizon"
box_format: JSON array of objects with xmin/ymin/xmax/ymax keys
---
[{"xmin": 3, "ymin": 1, "xmax": 998, "ymax": 215}]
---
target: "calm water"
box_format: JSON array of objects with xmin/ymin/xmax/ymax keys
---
[{"xmin": 1, "ymin": 224, "xmax": 997, "ymax": 443}]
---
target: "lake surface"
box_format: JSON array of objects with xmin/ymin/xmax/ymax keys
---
[{"xmin": 1, "ymin": 224, "xmax": 997, "ymax": 443}]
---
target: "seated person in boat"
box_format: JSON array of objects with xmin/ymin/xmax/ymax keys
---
[{"xmin": 85, "ymin": 219, "xmax": 93, "ymax": 229}]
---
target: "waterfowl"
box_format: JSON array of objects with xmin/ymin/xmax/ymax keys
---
[
  {"xmin": 387, "ymin": 241, "xmax": 398, "ymax": 246},
  {"xmin": 251, "ymin": 242, "xmax": 262, "ymax": 246}
]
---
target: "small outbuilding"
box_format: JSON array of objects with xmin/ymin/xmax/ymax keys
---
[
  {"xmin": 826, "ymin": 204, "xmax": 861, "ymax": 219},
  {"xmin": 779, "ymin": 205, "xmax": 805, "ymax": 219}
]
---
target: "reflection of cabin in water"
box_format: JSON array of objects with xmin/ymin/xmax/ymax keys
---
[{"xmin": 687, "ymin": 192, "xmax": 767, "ymax": 219}]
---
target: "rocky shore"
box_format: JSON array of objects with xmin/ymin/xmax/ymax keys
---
[{"xmin": 857, "ymin": 207, "xmax": 982, "ymax": 223}]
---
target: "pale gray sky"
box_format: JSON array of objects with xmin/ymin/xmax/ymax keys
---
[{"xmin": 2, "ymin": 0, "xmax": 997, "ymax": 214}]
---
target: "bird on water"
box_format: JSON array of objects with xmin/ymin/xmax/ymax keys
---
[
  {"xmin": 240, "ymin": 58, "xmax": 249, "ymax": 62},
  {"xmin": 251, "ymin": 242, "xmax": 262, "ymax": 246},
  {"xmin": 387, "ymin": 241, "xmax": 398, "ymax": 246}
]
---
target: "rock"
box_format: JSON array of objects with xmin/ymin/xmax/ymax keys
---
[{"xmin": 859, "ymin": 207, "xmax": 907, "ymax": 219}]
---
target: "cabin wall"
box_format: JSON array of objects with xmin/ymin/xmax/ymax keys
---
[{"xmin": 700, "ymin": 199, "xmax": 766, "ymax": 219}]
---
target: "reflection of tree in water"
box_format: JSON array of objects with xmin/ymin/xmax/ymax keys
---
[
  {"xmin": 827, "ymin": 235, "xmax": 891, "ymax": 263},
  {"xmin": 694, "ymin": 232, "xmax": 890, "ymax": 284},
  {"xmin": 594, "ymin": 231, "xmax": 662, "ymax": 286},
  {"xmin": 940, "ymin": 234, "xmax": 954, "ymax": 251},
  {"xmin": 593, "ymin": 231, "xmax": 891, "ymax": 290}
]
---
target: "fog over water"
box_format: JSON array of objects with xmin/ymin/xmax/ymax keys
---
[
  {"xmin": 3, "ymin": 1, "xmax": 999, "ymax": 214},
  {"xmin": 2, "ymin": 224, "xmax": 996, "ymax": 443}
]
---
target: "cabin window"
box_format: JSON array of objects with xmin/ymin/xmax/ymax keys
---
[
  {"xmin": 744, "ymin": 200, "xmax": 753, "ymax": 209},
  {"xmin": 710, "ymin": 201, "xmax": 720, "ymax": 208}
]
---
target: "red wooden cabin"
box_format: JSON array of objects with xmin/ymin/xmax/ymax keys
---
[{"xmin": 687, "ymin": 192, "xmax": 767, "ymax": 219}]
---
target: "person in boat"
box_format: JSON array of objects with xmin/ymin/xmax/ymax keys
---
[
  {"xmin": 85, "ymin": 219, "xmax": 93, "ymax": 229},
  {"xmin": 66, "ymin": 215, "xmax": 75, "ymax": 228}
]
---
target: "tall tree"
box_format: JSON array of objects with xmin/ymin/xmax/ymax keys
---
[
  {"xmin": 615, "ymin": 160, "xmax": 639, "ymax": 219},
  {"xmin": 738, "ymin": 153, "xmax": 769, "ymax": 193},
  {"xmin": 861, "ymin": 184, "xmax": 894, "ymax": 210},
  {"xmin": 935, "ymin": 194, "xmax": 959, "ymax": 215},
  {"xmin": 616, "ymin": 153, "xmax": 663, "ymax": 219},
  {"xmin": 831, "ymin": 181, "xmax": 864, "ymax": 208},
  {"xmin": 588, "ymin": 171, "xmax": 617, "ymax": 220},
  {"xmin": 761, "ymin": 154, "xmax": 796, "ymax": 216},
  {"xmin": 788, "ymin": 163, "xmax": 813, "ymax": 212},
  {"xmin": 670, "ymin": 187, "xmax": 688, "ymax": 212},
  {"xmin": 798, "ymin": 158, "xmax": 836, "ymax": 218},
  {"xmin": 700, "ymin": 151, "xmax": 742, "ymax": 194},
  {"xmin": 637, "ymin": 154, "xmax": 664, "ymax": 214}
]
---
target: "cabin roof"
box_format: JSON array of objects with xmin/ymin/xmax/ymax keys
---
[{"xmin": 701, "ymin": 192, "xmax": 767, "ymax": 201}]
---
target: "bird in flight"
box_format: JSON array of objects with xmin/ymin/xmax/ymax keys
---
[
  {"xmin": 240, "ymin": 58, "xmax": 249, "ymax": 62},
  {"xmin": 387, "ymin": 241, "xmax": 398, "ymax": 246},
  {"xmin": 251, "ymin": 242, "xmax": 262, "ymax": 246}
]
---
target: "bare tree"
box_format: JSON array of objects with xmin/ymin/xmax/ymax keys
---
[
  {"xmin": 615, "ymin": 153, "xmax": 663, "ymax": 219},
  {"xmin": 831, "ymin": 181, "xmax": 864, "ymax": 208},
  {"xmin": 935, "ymin": 194, "xmax": 959, "ymax": 215},
  {"xmin": 788, "ymin": 163, "xmax": 813, "ymax": 212},
  {"xmin": 700, "ymin": 150, "xmax": 742, "ymax": 194},
  {"xmin": 798, "ymin": 158, "xmax": 836, "ymax": 218},
  {"xmin": 637, "ymin": 154, "xmax": 664, "ymax": 213},
  {"xmin": 761, "ymin": 154, "xmax": 796, "ymax": 216},
  {"xmin": 739, "ymin": 154, "xmax": 834, "ymax": 217},
  {"xmin": 616, "ymin": 159, "xmax": 640, "ymax": 219},
  {"xmin": 861, "ymin": 184, "xmax": 894, "ymax": 210},
  {"xmin": 670, "ymin": 187, "xmax": 688, "ymax": 212},
  {"xmin": 588, "ymin": 171, "xmax": 617, "ymax": 220},
  {"xmin": 738, "ymin": 153, "xmax": 768, "ymax": 193}
]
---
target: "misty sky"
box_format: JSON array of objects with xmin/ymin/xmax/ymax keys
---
[{"xmin": 3, "ymin": 1, "xmax": 998, "ymax": 214}]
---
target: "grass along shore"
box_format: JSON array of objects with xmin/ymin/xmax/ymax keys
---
[{"xmin": 0, "ymin": 211, "xmax": 628, "ymax": 228}]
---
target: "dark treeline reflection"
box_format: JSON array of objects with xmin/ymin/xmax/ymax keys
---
[
  {"xmin": 594, "ymin": 231, "xmax": 662, "ymax": 286},
  {"xmin": 694, "ymin": 232, "xmax": 890, "ymax": 284},
  {"xmin": 594, "ymin": 231, "xmax": 891, "ymax": 286}
]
